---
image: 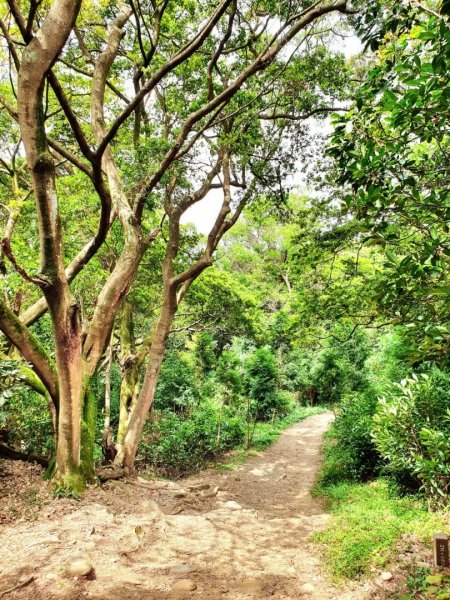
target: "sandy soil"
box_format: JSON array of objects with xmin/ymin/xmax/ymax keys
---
[{"xmin": 0, "ymin": 412, "xmax": 367, "ymax": 600}]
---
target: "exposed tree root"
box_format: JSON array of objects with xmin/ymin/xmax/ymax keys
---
[
  {"xmin": 0, "ymin": 575, "xmax": 35, "ymax": 597},
  {"xmin": 96, "ymin": 466, "xmax": 125, "ymax": 482},
  {"xmin": 0, "ymin": 443, "xmax": 49, "ymax": 467}
]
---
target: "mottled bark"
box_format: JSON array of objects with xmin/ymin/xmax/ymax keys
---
[
  {"xmin": 82, "ymin": 6, "xmax": 153, "ymax": 380},
  {"xmin": 102, "ymin": 343, "xmax": 117, "ymax": 464},
  {"xmin": 103, "ymin": 343, "xmax": 113, "ymax": 433},
  {"xmin": 17, "ymin": 0, "xmax": 84, "ymax": 492},
  {"xmin": 115, "ymin": 300, "xmax": 177, "ymax": 472},
  {"xmin": 116, "ymin": 302, "xmax": 141, "ymax": 450},
  {"xmin": 115, "ymin": 154, "xmax": 233, "ymax": 472}
]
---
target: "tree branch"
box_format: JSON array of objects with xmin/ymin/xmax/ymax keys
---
[
  {"xmin": 131, "ymin": 0, "xmax": 351, "ymax": 217},
  {"xmin": 94, "ymin": 0, "xmax": 234, "ymax": 159},
  {"xmin": 0, "ymin": 299, "xmax": 58, "ymax": 400},
  {"xmin": 0, "ymin": 238, "xmax": 50, "ymax": 288},
  {"xmin": 259, "ymin": 106, "xmax": 347, "ymax": 120}
]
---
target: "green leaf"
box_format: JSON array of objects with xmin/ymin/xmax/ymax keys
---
[{"xmin": 430, "ymin": 287, "xmax": 450, "ymax": 296}]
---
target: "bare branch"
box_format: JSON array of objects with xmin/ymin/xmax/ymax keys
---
[{"xmin": 0, "ymin": 238, "xmax": 50, "ymax": 288}]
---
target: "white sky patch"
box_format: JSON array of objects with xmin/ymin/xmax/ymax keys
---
[{"xmin": 181, "ymin": 187, "xmax": 224, "ymax": 234}]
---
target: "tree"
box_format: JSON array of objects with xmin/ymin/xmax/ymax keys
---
[
  {"xmin": 0, "ymin": 0, "xmax": 355, "ymax": 491},
  {"xmin": 245, "ymin": 347, "xmax": 280, "ymax": 421},
  {"xmin": 330, "ymin": 0, "xmax": 450, "ymax": 365}
]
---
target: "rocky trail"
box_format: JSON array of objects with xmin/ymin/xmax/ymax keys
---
[{"xmin": 0, "ymin": 412, "xmax": 366, "ymax": 599}]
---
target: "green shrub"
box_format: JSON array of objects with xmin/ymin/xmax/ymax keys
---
[
  {"xmin": 153, "ymin": 352, "xmax": 199, "ymax": 414},
  {"xmin": 139, "ymin": 404, "xmax": 245, "ymax": 476},
  {"xmin": 373, "ymin": 367, "xmax": 450, "ymax": 503},
  {"xmin": 244, "ymin": 347, "xmax": 281, "ymax": 421},
  {"xmin": 335, "ymin": 389, "xmax": 381, "ymax": 478},
  {"xmin": 215, "ymin": 350, "xmax": 244, "ymax": 400},
  {"xmin": 318, "ymin": 388, "xmax": 381, "ymax": 487},
  {"xmin": 273, "ymin": 389, "xmax": 295, "ymax": 416},
  {"xmin": 284, "ymin": 326, "xmax": 371, "ymax": 406},
  {"xmin": 194, "ymin": 332, "xmax": 217, "ymax": 376},
  {"xmin": 1, "ymin": 377, "xmax": 54, "ymax": 458}
]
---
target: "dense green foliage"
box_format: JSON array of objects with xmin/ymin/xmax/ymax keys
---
[
  {"xmin": 312, "ymin": 1, "xmax": 450, "ymax": 588},
  {"xmin": 374, "ymin": 368, "xmax": 450, "ymax": 502},
  {"xmin": 0, "ymin": 2, "xmax": 448, "ymax": 541},
  {"xmin": 331, "ymin": 3, "xmax": 450, "ymax": 364},
  {"xmin": 2, "ymin": 8, "xmax": 450, "ymax": 599},
  {"xmin": 140, "ymin": 403, "xmax": 246, "ymax": 477}
]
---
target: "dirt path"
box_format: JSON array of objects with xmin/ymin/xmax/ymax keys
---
[{"xmin": 0, "ymin": 412, "xmax": 364, "ymax": 600}]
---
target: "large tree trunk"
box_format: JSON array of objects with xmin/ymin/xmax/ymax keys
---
[
  {"xmin": 80, "ymin": 383, "xmax": 97, "ymax": 480},
  {"xmin": 48, "ymin": 289, "xmax": 84, "ymax": 490},
  {"xmin": 115, "ymin": 300, "xmax": 176, "ymax": 473},
  {"xmin": 117, "ymin": 360, "xmax": 141, "ymax": 452},
  {"xmin": 17, "ymin": 0, "xmax": 84, "ymax": 493}
]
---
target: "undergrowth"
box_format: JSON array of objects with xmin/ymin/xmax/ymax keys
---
[
  {"xmin": 314, "ymin": 479, "xmax": 445, "ymax": 580},
  {"xmin": 209, "ymin": 405, "xmax": 327, "ymax": 474}
]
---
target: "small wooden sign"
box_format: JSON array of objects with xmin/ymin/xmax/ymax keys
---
[{"xmin": 433, "ymin": 533, "xmax": 450, "ymax": 567}]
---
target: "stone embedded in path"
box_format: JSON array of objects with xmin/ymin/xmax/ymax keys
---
[
  {"xmin": 381, "ymin": 571, "xmax": 393, "ymax": 581},
  {"xmin": 299, "ymin": 583, "xmax": 315, "ymax": 595},
  {"xmin": 188, "ymin": 483, "xmax": 210, "ymax": 492},
  {"xmin": 169, "ymin": 563, "xmax": 196, "ymax": 576},
  {"xmin": 238, "ymin": 579, "xmax": 261, "ymax": 594},
  {"xmin": 27, "ymin": 535, "xmax": 60, "ymax": 547},
  {"xmin": 64, "ymin": 552, "xmax": 94, "ymax": 577},
  {"xmin": 172, "ymin": 579, "xmax": 197, "ymax": 592},
  {"xmin": 142, "ymin": 499, "xmax": 165, "ymax": 520},
  {"xmin": 201, "ymin": 488, "xmax": 218, "ymax": 499},
  {"xmin": 224, "ymin": 500, "xmax": 242, "ymax": 511}
]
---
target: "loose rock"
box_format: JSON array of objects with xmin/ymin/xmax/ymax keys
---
[
  {"xmin": 65, "ymin": 553, "xmax": 94, "ymax": 577},
  {"xmin": 202, "ymin": 489, "xmax": 218, "ymax": 499},
  {"xmin": 172, "ymin": 579, "xmax": 197, "ymax": 592},
  {"xmin": 381, "ymin": 571, "xmax": 393, "ymax": 581},
  {"xmin": 300, "ymin": 583, "xmax": 315, "ymax": 594},
  {"xmin": 27, "ymin": 535, "xmax": 60, "ymax": 547},
  {"xmin": 188, "ymin": 483, "xmax": 210, "ymax": 492}
]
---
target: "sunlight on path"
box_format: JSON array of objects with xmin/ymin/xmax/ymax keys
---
[{"xmin": 0, "ymin": 412, "xmax": 365, "ymax": 600}]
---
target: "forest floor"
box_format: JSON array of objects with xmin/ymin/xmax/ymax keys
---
[{"xmin": 0, "ymin": 412, "xmax": 381, "ymax": 600}]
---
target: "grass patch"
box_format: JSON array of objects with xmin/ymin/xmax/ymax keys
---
[
  {"xmin": 251, "ymin": 405, "xmax": 328, "ymax": 450},
  {"xmin": 314, "ymin": 479, "xmax": 445, "ymax": 581},
  {"xmin": 217, "ymin": 405, "xmax": 327, "ymax": 471}
]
